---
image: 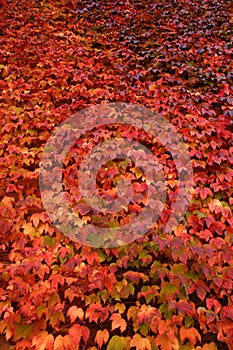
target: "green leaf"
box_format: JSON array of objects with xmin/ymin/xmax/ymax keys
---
[
  {"xmin": 97, "ymin": 250, "xmax": 107, "ymax": 262},
  {"xmin": 48, "ymin": 292, "xmax": 60, "ymax": 308},
  {"xmin": 26, "ymin": 129, "xmax": 38, "ymax": 135},
  {"xmin": 36, "ymin": 303, "xmax": 47, "ymax": 318},
  {"xmin": 44, "ymin": 144, "xmax": 56, "ymax": 153},
  {"xmin": 193, "ymin": 210, "xmax": 207, "ymax": 219},
  {"xmin": 179, "ymin": 345, "xmax": 192, "ymax": 350},
  {"xmin": 185, "ymin": 316, "xmax": 194, "ymax": 328},
  {"xmin": 139, "ymin": 322, "xmax": 150, "ymax": 336},
  {"xmin": 109, "ymin": 219, "xmax": 120, "ymax": 228},
  {"xmin": 14, "ymin": 324, "xmax": 33, "ymax": 341},
  {"xmin": 184, "ymin": 316, "xmax": 194, "ymax": 328},
  {"xmin": 44, "ymin": 235, "xmax": 56, "ymax": 247},
  {"xmin": 50, "ymin": 310, "xmax": 65, "ymax": 328},
  {"xmin": 160, "ymin": 284, "xmax": 179, "ymax": 302},
  {"xmin": 172, "ymin": 263, "xmax": 187, "ymax": 275},
  {"xmin": 97, "ymin": 289, "xmax": 110, "ymax": 303},
  {"xmin": 87, "ymin": 233, "xmax": 105, "ymax": 246},
  {"xmin": 127, "ymin": 306, "xmax": 138, "ymax": 322},
  {"xmin": 59, "ymin": 256, "xmax": 67, "ymax": 264},
  {"xmin": 214, "ymin": 192, "xmax": 223, "ymax": 199},
  {"xmin": 185, "ymin": 271, "xmax": 199, "ymax": 282},
  {"xmin": 107, "ymin": 336, "xmax": 130, "ymax": 350},
  {"xmin": 159, "ymin": 303, "xmax": 173, "ymax": 320}
]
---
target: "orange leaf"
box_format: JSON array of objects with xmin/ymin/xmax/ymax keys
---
[
  {"xmin": 95, "ymin": 329, "xmax": 109, "ymax": 348},
  {"xmin": 180, "ymin": 327, "xmax": 201, "ymax": 346},
  {"xmin": 155, "ymin": 333, "xmax": 179, "ymax": 350},
  {"xmin": 54, "ymin": 335, "xmax": 63, "ymax": 350},
  {"xmin": 32, "ymin": 331, "xmax": 54, "ymax": 350},
  {"xmin": 67, "ymin": 306, "xmax": 84, "ymax": 322},
  {"xmin": 130, "ymin": 334, "xmax": 152, "ymax": 350},
  {"xmin": 54, "ymin": 335, "xmax": 75, "ymax": 350},
  {"xmin": 2, "ymin": 196, "xmax": 14, "ymax": 206},
  {"xmin": 110, "ymin": 313, "xmax": 127, "ymax": 332},
  {"xmin": 63, "ymin": 335, "xmax": 75, "ymax": 349}
]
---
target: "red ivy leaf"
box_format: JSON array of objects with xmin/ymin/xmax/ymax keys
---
[
  {"xmin": 85, "ymin": 303, "xmax": 109, "ymax": 323},
  {"xmin": 195, "ymin": 187, "xmax": 213, "ymax": 200}
]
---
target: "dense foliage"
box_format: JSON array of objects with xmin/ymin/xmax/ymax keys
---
[{"xmin": 0, "ymin": 0, "xmax": 232, "ymax": 349}]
